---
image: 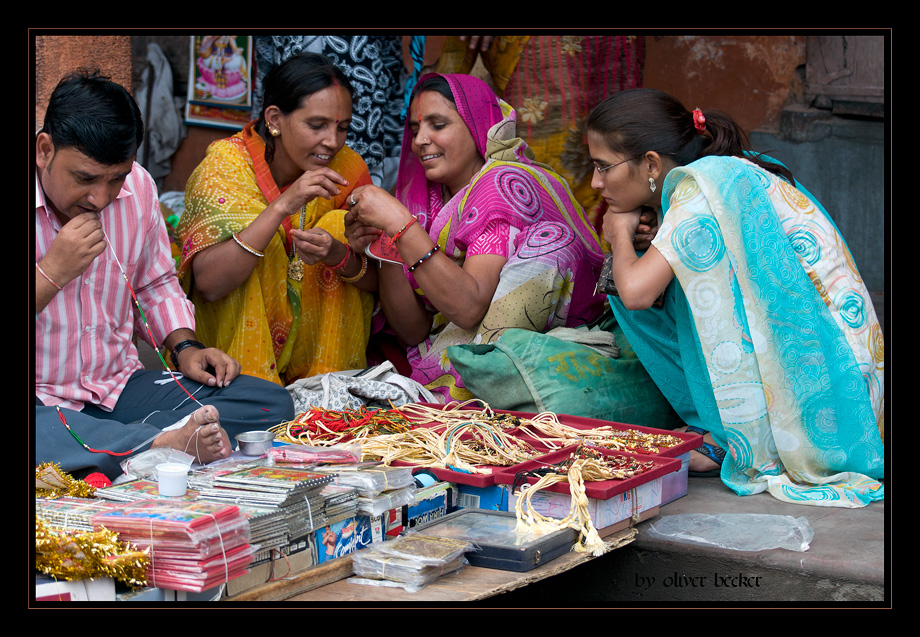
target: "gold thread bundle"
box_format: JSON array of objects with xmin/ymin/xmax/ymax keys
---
[{"xmin": 513, "ymin": 445, "xmax": 656, "ymax": 556}]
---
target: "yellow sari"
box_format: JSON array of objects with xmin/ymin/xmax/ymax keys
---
[{"xmin": 176, "ymin": 122, "xmax": 374, "ymax": 386}]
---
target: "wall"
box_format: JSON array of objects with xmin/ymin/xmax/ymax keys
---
[
  {"xmin": 643, "ymin": 34, "xmax": 885, "ymax": 326},
  {"xmin": 34, "ymin": 35, "xmax": 134, "ymax": 128},
  {"xmin": 33, "ymin": 33, "xmax": 886, "ymax": 325},
  {"xmin": 644, "ymin": 35, "xmax": 807, "ymax": 133}
]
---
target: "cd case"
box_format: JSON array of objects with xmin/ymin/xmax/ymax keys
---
[{"xmin": 414, "ymin": 509, "xmax": 577, "ymax": 572}]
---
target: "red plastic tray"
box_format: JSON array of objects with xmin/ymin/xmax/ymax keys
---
[
  {"xmin": 493, "ymin": 444, "xmax": 682, "ymax": 501},
  {"xmin": 402, "ymin": 403, "xmax": 701, "ymax": 458},
  {"xmin": 391, "ymin": 403, "xmax": 699, "ymax": 488},
  {"xmin": 390, "ymin": 460, "xmax": 499, "ymax": 488}
]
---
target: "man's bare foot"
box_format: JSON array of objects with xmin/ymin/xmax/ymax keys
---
[
  {"xmin": 152, "ymin": 405, "xmax": 231, "ymax": 464},
  {"xmin": 676, "ymin": 426, "xmax": 724, "ymax": 474}
]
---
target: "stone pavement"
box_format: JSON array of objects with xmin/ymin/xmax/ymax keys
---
[{"xmin": 489, "ymin": 476, "xmax": 887, "ymax": 605}]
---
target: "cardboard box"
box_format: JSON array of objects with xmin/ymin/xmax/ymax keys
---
[
  {"xmin": 366, "ymin": 508, "xmax": 403, "ymax": 543},
  {"xmin": 35, "ymin": 576, "xmax": 115, "ymax": 602},
  {"xmin": 507, "ymin": 475, "xmax": 664, "ymax": 530},
  {"xmin": 404, "ymin": 481, "xmax": 451, "ymax": 530},
  {"xmin": 223, "ymin": 532, "xmax": 317, "ymax": 597},
  {"xmin": 661, "ymin": 452, "xmax": 690, "ymax": 505},
  {"xmin": 313, "ymin": 516, "xmax": 374, "ymax": 564},
  {"xmin": 456, "ymin": 483, "xmax": 510, "ymax": 511}
]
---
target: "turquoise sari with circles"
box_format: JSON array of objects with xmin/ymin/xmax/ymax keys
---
[{"xmin": 608, "ymin": 155, "xmax": 884, "ymax": 507}]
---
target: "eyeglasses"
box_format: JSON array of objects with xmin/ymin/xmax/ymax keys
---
[{"xmin": 593, "ymin": 154, "xmax": 642, "ymax": 173}]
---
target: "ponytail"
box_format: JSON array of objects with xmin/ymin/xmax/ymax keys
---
[{"xmin": 587, "ymin": 88, "xmax": 794, "ymax": 184}]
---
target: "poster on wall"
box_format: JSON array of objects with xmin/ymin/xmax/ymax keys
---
[{"xmin": 185, "ymin": 35, "xmax": 253, "ymax": 130}]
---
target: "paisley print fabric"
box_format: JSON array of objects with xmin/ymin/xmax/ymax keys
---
[
  {"xmin": 609, "ymin": 156, "xmax": 884, "ymax": 507},
  {"xmin": 398, "ymin": 74, "xmax": 606, "ymax": 401},
  {"xmin": 253, "ymin": 35, "xmax": 405, "ymax": 190}
]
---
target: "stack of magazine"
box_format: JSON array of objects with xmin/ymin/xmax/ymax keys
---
[
  {"xmin": 94, "ymin": 478, "xmax": 199, "ymax": 503},
  {"xmin": 321, "ymin": 484, "xmax": 359, "ymax": 527},
  {"xmin": 349, "ymin": 533, "xmax": 474, "ymax": 592},
  {"xmin": 89, "ymin": 499, "xmax": 254, "ymax": 593}
]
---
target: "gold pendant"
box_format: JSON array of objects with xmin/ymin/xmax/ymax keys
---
[{"xmin": 287, "ymin": 257, "xmax": 304, "ymax": 281}]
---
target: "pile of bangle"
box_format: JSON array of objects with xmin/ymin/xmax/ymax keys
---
[{"xmin": 330, "ymin": 248, "xmax": 369, "ymax": 284}]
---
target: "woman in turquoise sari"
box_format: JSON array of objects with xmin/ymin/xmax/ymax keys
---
[{"xmin": 586, "ymin": 88, "xmax": 884, "ymax": 507}]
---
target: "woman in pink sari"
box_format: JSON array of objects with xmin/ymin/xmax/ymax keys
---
[{"xmin": 346, "ymin": 73, "xmax": 606, "ymax": 400}]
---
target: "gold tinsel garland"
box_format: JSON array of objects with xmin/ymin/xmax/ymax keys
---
[
  {"xmin": 35, "ymin": 518, "xmax": 150, "ymax": 588},
  {"xmin": 35, "ymin": 462, "xmax": 97, "ymax": 499},
  {"xmin": 35, "ymin": 463, "xmax": 149, "ymax": 588}
]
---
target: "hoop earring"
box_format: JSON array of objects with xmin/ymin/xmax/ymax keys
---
[{"xmin": 649, "ymin": 177, "xmax": 657, "ymax": 193}]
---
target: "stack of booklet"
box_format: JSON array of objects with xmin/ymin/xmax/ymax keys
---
[
  {"xmin": 349, "ymin": 533, "xmax": 474, "ymax": 592},
  {"xmin": 89, "ymin": 499, "xmax": 254, "ymax": 593},
  {"xmin": 315, "ymin": 463, "xmax": 417, "ymax": 518},
  {"xmin": 94, "ymin": 478, "xmax": 199, "ymax": 503},
  {"xmin": 36, "ymin": 496, "xmax": 128, "ymax": 533},
  {"xmin": 321, "ymin": 484, "xmax": 359, "ymax": 526},
  {"xmin": 193, "ymin": 466, "xmax": 335, "ymax": 542}
]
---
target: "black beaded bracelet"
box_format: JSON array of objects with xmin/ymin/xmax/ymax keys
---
[
  {"xmin": 408, "ymin": 244, "xmax": 441, "ymax": 272},
  {"xmin": 171, "ymin": 339, "xmax": 206, "ymax": 370}
]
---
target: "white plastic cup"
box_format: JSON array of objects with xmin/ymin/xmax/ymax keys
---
[{"xmin": 156, "ymin": 462, "xmax": 189, "ymax": 497}]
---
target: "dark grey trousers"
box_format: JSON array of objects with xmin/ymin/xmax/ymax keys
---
[{"xmin": 35, "ymin": 370, "xmax": 295, "ymax": 479}]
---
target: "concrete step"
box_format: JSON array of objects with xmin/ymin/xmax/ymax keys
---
[{"xmin": 489, "ymin": 476, "xmax": 886, "ymax": 604}]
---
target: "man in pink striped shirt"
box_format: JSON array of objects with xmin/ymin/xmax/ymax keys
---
[{"xmin": 34, "ymin": 69, "xmax": 294, "ymax": 481}]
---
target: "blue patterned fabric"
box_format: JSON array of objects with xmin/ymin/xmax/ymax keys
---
[{"xmin": 609, "ymin": 156, "xmax": 885, "ymax": 507}]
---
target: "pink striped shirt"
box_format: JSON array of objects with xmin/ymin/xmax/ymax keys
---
[{"xmin": 35, "ymin": 164, "xmax": 195, "ymax": 411}]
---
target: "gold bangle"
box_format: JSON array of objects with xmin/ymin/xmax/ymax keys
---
[
  {"xmin": 337, "ymin": 253, "xmax": 368, "ymax": 283},
  {"xmin": 232, "ymin": 232, "xmax": 265, "ymax": 258}
]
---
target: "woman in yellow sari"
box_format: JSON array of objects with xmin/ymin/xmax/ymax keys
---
[{"xmin": 176, "ymin": 52, "xmax": 375, "ymax": 386}]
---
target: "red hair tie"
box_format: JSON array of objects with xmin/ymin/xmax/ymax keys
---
[{"xmin": 692, "ymin": 108, "xmax": 707, "ymax": 133}]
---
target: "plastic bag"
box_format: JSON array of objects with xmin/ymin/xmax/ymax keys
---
[
  {"xmin": 356, "ymin": 485, "xmax": 417, "ymax": 517},
  {"xmin": 645, "ymin": 513, "xmax": 814, "ymax": 552},
  {"xmin": 269, "ymin": 442, "xmax": 362, "ymax": 465},
  {"xmin": 120, "ymin": 448, "xmax": 195, "ymax": 481},
  {"xmin": 350, "ymin": 532, "xmax": 474, "ymax": 591}
]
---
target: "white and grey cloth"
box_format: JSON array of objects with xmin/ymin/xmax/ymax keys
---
[{"xmin": 285, "ymin": 361, "xmax": 438, "ymax": 414}]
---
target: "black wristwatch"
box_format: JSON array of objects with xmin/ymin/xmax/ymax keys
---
[{"xmin": 170, "ymin": 339, "xmax": 206, "ymax": 370}]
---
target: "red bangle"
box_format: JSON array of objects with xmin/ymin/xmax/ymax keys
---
[
  {"xmin": 391, "ymin": 216, "xmax": 418, "ymax": 243},
  {"xmin": 330, "ymin": 247, "xmax": 352, "ymax": 271}
]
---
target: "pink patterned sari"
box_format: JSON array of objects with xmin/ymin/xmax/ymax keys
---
[{"xmin": 396, "ymin": 73, "xmax": 606, "ymax": 400}]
